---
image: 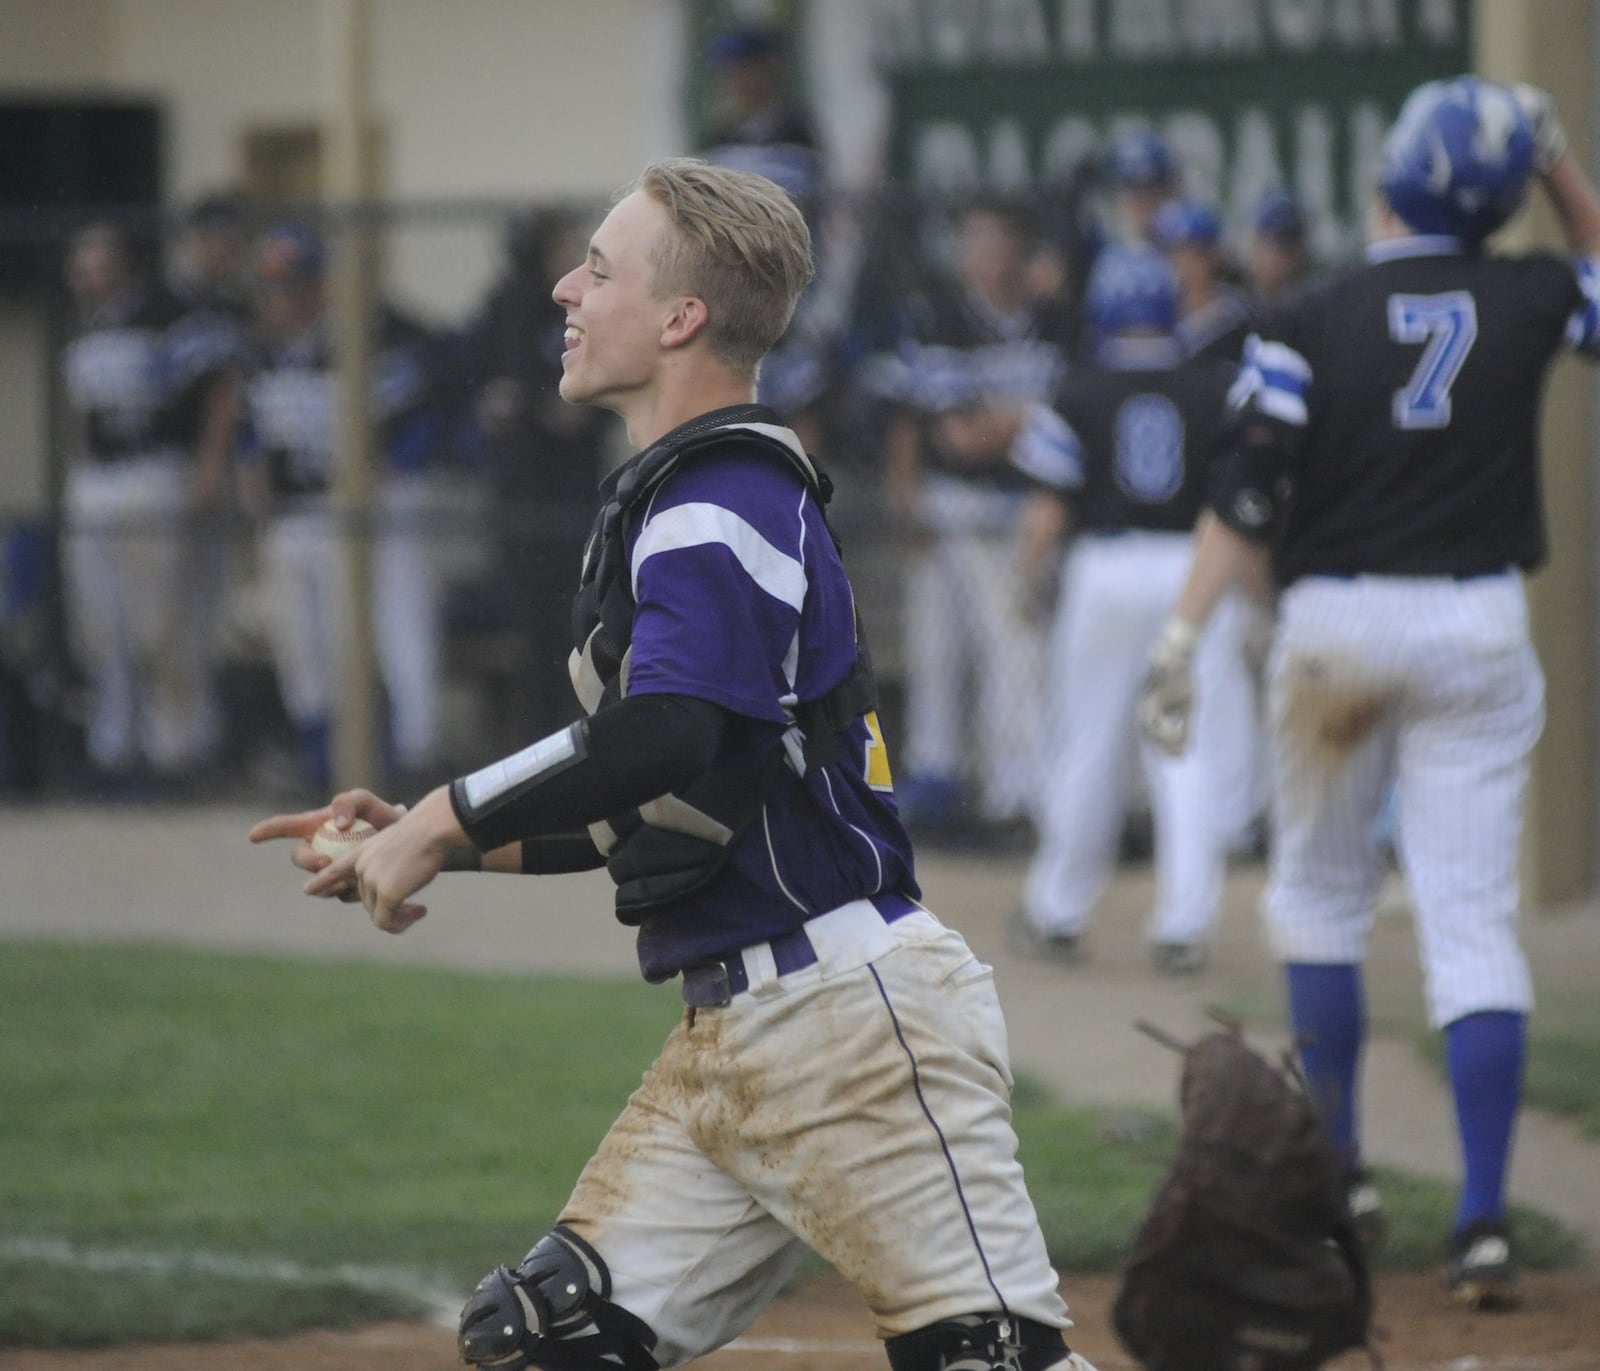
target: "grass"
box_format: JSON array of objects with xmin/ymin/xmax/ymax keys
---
[{"xmin": 0, "ymin": 941, "xmax": 1585, "ymax": 1348}]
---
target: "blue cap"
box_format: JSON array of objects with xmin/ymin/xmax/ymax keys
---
[
  {"xmin": 1254, "ymin": 189, "xmax": 1307, "ymax": 241},
  {"xmin": 1107, "ymin": 129, "xmax": 1176, "ymax": 190},
  {"xmin": 1152, "ymin": 198, "xmax": 1222, "ymax": 248}
]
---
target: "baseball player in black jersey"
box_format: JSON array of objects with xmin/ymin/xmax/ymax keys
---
[
  {"xmin": 239, "ymin": 225, "xmax": 446, "ymax": 792},
  {"xmin": 1246, "ymin": 188, "xmax": 1314, "ymax": 309},
  {"xmin": 875, "ymin": 195, "xmax": 1074, "ymax": 832},
  {"xmin": 1139, "ymin": 76, "xmax": 1600, "ymax": 1308},
  {"xmin": 59, "ymin": 219, "xmax": 246, "ymax": 783},
  {"xmin": 1151, "ymin": 198, "xmax": 1258, "ymax": 364},
  {"xmin": 1009, "ymin": 245, "xmax": 1247, "ymax": 973}
]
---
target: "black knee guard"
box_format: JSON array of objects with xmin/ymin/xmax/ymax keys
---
[
  {"xmin": 886, "ymin": 1314, "xmax": 1073, "ymax": 1371},
  {"xmin": 457, "ymin": 1225, "xmax": 658, "ymax": 1371}
]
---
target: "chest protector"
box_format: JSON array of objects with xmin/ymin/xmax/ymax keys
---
[{"xmin": 569, "ymin": 406, "xmax": 877, "ymax": 921}]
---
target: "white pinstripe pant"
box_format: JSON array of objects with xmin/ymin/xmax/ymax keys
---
[{"xmin": 1262, "ymin": 573, "xmax": 1544, "ymax": 1028}]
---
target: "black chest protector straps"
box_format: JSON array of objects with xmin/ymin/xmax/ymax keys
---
[{"xmin": 569, "ymin": 405, "xmax": 877, "ymax": 921}]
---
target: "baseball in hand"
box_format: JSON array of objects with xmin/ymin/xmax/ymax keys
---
[{"xmin": 310, "ymin": 817, "xmax": 378, "ymax": 859}]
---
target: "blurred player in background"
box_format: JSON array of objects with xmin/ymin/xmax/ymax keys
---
[
  {"xmin": 875, "ymin": 194, "xmax": 1071, "ymax": 835},
  {"xmin": 1138, "ymin": 76, "xmax": 1600, "ymax": 1309},
  {"xmin": 254, "ymin": 158, "xmax": 1098, "ymax": 1371},
  {"xmin": 698, "ymin": 22, "xmax": 823, "ymax": 208},
  {"xmin": 699, "ymin": 21, "xmax": 845, "ymax": 458},
  {"xmin": 1009, "ymin": 245, "xmax": 1244, "ymax": 974},
  {"xmin": 168, "ymin": 191, "xmax": 254, "ymax": 774},
  {"xmin": 1246, "ymin": 188, "xmax": 1315, "ymax": 308},
  {"xmin": 239, "ymin": 224, "xmax": 448, "ymax": 792},
  {"xmin": 171, "ymin": 191, "xmax": 252, "ymax": 317},
  {"xmin": 59, "ymin": 218, "xmax": 244, "ymax": 788},
  {"xmin": 1151, "ymin": 197, "xmax": 1256, "ymax": 362},
  {"xmin": 1105, "ymin": 127, "xmax": 1180, "ymax": 246}
]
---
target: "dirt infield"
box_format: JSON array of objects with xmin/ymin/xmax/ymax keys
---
[{"xmin": 11, "ymin": 1270, "xmax": 1600, "ymax": 1371}]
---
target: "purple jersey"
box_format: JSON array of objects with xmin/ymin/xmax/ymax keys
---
[{"xmin": 620, "ymin": 442, "xmax": 919, "ymax": 979}]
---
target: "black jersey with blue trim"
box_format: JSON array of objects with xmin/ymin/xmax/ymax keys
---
[
  {"xmin": 1012, "ymin": 337, "xmax": 1236, "ymax": 533},
  {"xmin": 1220, "ymin": 237, "xmax": 1600, "ymax": 583},
  {"xmin": 241, "ymin": 310, "xmax": 438, "ymax": 499},
  {"xmin": 874, "ymin": 275, "xmax": 1076, "ymax": 490},
  {"xmin": 62, "ymin": 282, "xmax": 245, "ymax": 461}
]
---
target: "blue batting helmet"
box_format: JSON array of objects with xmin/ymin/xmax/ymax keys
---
[
  {"xmin": 1152, "ymin": 198, "xmax": 1222, "ymax": 249},
  {"xmin": 1087, "ymin": 245, "xmax": 1180, "ymax": 336},
  {"xmin": 1379, "ymin": 76, "xmax": 1535, "ymax": 242},
  {"xmin": 1107, "ymin": 128, "xmax": 1176, "ymax": 190}
]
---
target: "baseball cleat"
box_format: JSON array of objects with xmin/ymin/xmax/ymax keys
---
[
  {"xmin": 1150, "ymin": 941, "xmax": 1206, "ymax": 977},
  {"xmin": 1446, "ymin": 1219, "xmax": 1521, "ymax": 1311},
  {"xmin": 1007, "ymin": 909, "xmax": 1085, "ymax": 965}
]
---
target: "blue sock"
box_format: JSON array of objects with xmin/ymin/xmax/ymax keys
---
[
  {"xmin": 1285, "ymin": 962, "xmax": 1365, "ymax": 1167},
  {"xmin": 1446, "ymin": 1010, "xmax": 1525, "ymax": 1232}
]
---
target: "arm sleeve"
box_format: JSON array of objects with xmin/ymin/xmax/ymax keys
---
[
  {"xmin": 518, "ymin": 834, "xmax": 609, "ymax": 874},
  {"xmin": 449, "ymin": 692, "xmax": 726, "ymax": 853}
]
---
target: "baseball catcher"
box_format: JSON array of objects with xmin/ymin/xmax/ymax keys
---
[{"xmin": 1113, "ymin": 1019, "xmax": 1374, "ymax": 1371}]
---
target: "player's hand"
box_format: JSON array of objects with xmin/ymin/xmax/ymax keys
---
[
  {"xmin": 1512, "ymin": 83, "xmax": 1569, "ymax": 175},
  {"xmin": 303, "ymin": 786, "xmax": 464, "ymax": 934},
  {"xmin": 248, "ymin": 789, "xmax": 408, "ymax": 894},
  {"xmin": 1016, "ymin": 492, "xmax": 1066, "ymax": 625},
  {"xmin": 1138, "ymin": 617, "xmax": 1200, "ymax": 756}
]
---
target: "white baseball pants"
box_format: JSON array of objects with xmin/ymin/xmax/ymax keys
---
[
  {"xmin": 63, "ymin": 455, "xmax": 211, "ymax": 773},
  {"xmin": 1262, "ymin": 573, "xmax": 1544, "ymax": 1028},
  {"xmin": 559, "ymin": 905, "xmax": 1070, "ymax": 1368},
  {"xmin": 1025, "ymin": 532, "xmax": 1247, "ymax": 945},
  {"xmin": 260, "ymin": 504, "xmax": 344, "ymax": 730},
  {"xmin": 902, "ymin": 526, "xmax": 1045, "ymax": 822},
  {"xmin": 374, "ymin": 474, "xmax": 444, "ymax": 771},
  {"xmin": 261, "ymin": 483, "xmax": 445, "ymax": 770}
]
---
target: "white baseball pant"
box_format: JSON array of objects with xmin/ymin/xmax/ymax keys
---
[
  {"xmin": 559, "ymin": 903, "xmax": 1070, "ymax": 1369},
  {"xmin": 63, "ymin": 454, "xmax": 209, "ymax": 773},
  {"xmin": 374, "ymin": 473, "xmax": 445, "ymax": 771},
  {"xmin": 1262, "ymin": 573, "xmax": 1543, "ymax": 1028},
  {"xmin": 259, "ymin": 503, "xmax": 344, "ymax": 731},
  {"xmin": 902, "ymin": 481, "xmax": 1045, "ymax": 822},
  {"xmin": 1025, "ymin": 531, "xmax": 1246, "ymax": 945}
]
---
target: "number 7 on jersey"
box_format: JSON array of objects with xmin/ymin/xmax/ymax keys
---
[{"xmin": 1388, "ymin": 290, "xmax": 1479, "ymax": 430}]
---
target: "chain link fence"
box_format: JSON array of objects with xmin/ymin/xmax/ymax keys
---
[{"xmin": 0, "ymin": 178, "xmax": 1272, "ymax": 849}]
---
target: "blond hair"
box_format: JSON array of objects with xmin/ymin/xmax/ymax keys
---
[{"xmin": 632, "ymin": 158, "xmax": 814, "ymax": 377}]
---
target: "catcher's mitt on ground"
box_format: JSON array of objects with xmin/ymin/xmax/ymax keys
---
[{"xmin": 1113, "ymin": 1017, "xmax": 1374, "ymax": 1371}]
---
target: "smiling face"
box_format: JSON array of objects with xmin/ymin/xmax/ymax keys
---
[{"xmin": 551, "ymin": 191, "xmax": 679, "ymax": 412}]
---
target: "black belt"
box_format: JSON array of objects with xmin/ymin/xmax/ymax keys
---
[{"xmin": 679, "ymin": 893, "xmax": 918, "ymax": 1008}]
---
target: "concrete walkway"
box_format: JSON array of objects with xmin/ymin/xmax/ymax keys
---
[{"xmin": 4, "ymin": 802, "xmax": 1598, "ymax": 1255}]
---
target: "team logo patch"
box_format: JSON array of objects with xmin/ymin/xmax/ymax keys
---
[{"xmin": 1114, "ymin": 393, "xmax": 1185, "ymax": 503}]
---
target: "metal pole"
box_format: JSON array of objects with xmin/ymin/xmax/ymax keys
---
[{"xmin": 323, "ymin": 0, "xmax": 380, "ymax": 793}]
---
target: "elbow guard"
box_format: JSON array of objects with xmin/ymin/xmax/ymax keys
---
[{"xmin": 1209, "ymin": 421, "xmax": 1288, "ymax": 544}]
